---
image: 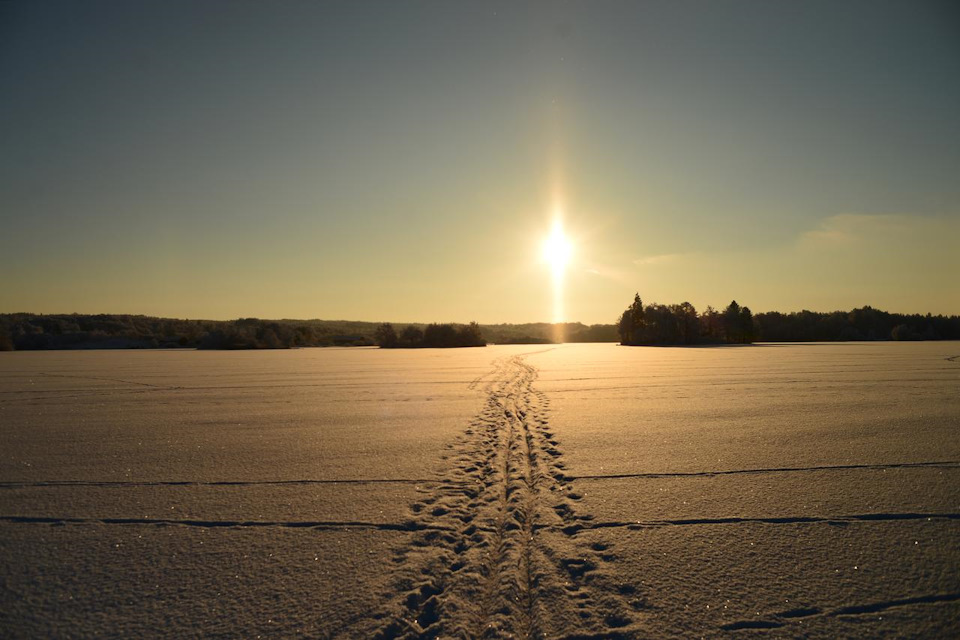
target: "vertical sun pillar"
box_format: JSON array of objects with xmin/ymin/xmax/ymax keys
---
[{"xmin": 542, "ymin": 216, "xmax": 572, "ymax": 339}]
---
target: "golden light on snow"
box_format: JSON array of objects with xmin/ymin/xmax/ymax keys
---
[{"xmin": 542, "ymin": 218, "xmax": 573, "ymax": 324}]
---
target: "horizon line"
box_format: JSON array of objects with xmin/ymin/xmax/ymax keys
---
[{"xmin": 3, "ymin": 303, "xmax": 960, "ymax": 326}]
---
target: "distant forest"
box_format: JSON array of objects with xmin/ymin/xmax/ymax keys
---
[
  {"xmin": 0, "ymin": 314, "xmax": 375, "ymax": 350},
  {"xmin": 374, "ymin": 322, "xmax": 486, "ymax": 348},
  {"xmin": 0, "ymin": 314, "xmax": 615, "ymax": 351},
  {"xmin": 618, "ymin": 294, "xmax": 960, "ymax": 345},
  {"xmin": 1, "ymin": 301, "xmax": 957, "ymax": 352}
]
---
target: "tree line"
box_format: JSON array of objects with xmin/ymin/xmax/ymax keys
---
[
  {"xmin": 0, "ymin": 313, "xmax": 623, "ymax": 351},
  {"xmin": 2, "ymin": 303, "xmax": 957, "ymax": 351},
  {"xmin": 374, "ymin": 322, "xmax": 486, "ymax": 348},
  {"xmin": 0, "ymin": 314, "xmax": 377, "ymax": 350},
  {"xmin": 481, "ymin": 322, "xmax": 618, "ymax": 343},
  {"xmin": 617, "ymin": 294, "xmax": 960, "ymax": 345},
  {"xmin": 753, "ymin": 306, "xmax": 960, "ymax": 342}
]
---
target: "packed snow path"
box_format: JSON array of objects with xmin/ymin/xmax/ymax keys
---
[{"xmin": 364, "ymin": 353, "xmax": 644, "ymax": 639}]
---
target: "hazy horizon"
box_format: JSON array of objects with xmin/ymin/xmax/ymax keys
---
[
  {"xmin": 2, "ymin": 1, "xmax": 959, "ymax": 323},
  {"xmin": 3, "ymin": 298, "xmax": 960, "ymax": 328}
]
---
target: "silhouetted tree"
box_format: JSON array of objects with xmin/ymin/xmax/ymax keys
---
[
  {"xmin": 375, "ymin": 323, "xmax": 399, "ymax": 348},
  {"xmin": 457, "ymin": 322, "xmax": 486, "ymax": 347},
  {"xmin": 699, "ymin": 305, "xmax": 722, "ymax": 342},
  {"xmin": 617, "ymin": 293, "xmax": 646, "ymax": 345},
  {"xmin": 891, "ymin": 324, "xmax": 916, "ymax": 341},
  {"xmin": 643, "ymin": 304, "xmax": 680, "ymax": 344},
  {"xmin": 672, "ymin": 302, "xmax": 699, "ymax": 344},
  {"xmin": 617, "ymin": 295, "xmax": 756, "ymax": 345},
  {"xmin": 722, "ymin": 300, "xmax": 747, "ymax": 343},
  {"xmin": 423, "ymin": 323, "xmax": 457, "ymax": 347},
  {"xmin": 400, "ymin": 325, "xmax": 423, "ymax": 347},
  {"xmin": 739, "ymin": 306, "xmax": 755, "ymax": 344}
]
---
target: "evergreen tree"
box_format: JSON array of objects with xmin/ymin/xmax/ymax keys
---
[
  {"xmin": 722, "ymin": 300, "xmax": 742, "ymax": 343},
  {"xmin": 617, "ymin": 293, "xmax": 646, "ymax": 345},
  {"xmin": 739, "ymin": 306, "xmax": 755, "ymax": 344}
]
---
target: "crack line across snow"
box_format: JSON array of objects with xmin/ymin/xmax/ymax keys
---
[
  {"xmin": 7, "ymin": 512, "xmax": 954, "ymax": 533},
  {"xmin": 0, "ymin": 478, "xmax": 447, "ymax": 489},
  {"xmin": 721, "ymin": 592, "xmax": 960, "ymax": 630},
  {"xmin": 38, "ymin": 372, "xmax": 177, "ymax": 389},
  {"xmin": 558, "ymin": 512, "xmax": 960, "ymax": 533},
  {"xmin": 569, "ymin": 460, "xmax": 960, "ymax": 480},
  {"xmin": 0, "ymin": 515, "xmax": 446, "ymax": 531}
]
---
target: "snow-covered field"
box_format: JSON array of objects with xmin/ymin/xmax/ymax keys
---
[{"xmin": 1, "ymin": 343, "xmax": 958, "ymax": 638}]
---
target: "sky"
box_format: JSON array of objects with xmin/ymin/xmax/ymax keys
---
[{"xmin": 1, "ymin": 0, "xmax": 958, "ymax": 324}]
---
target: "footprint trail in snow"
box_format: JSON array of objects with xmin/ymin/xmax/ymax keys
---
[{"xmin": 359, "ymin": 353, "xmax": 646, "ymax": 639}]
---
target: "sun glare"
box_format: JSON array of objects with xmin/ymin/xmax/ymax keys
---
[
  {"xmin": 542, "ymin": 221, "xmax": 572, "ymax": 274},
  {"xmin": 542, "ymin": 219, "xmax": 572, "ymax": 325}
]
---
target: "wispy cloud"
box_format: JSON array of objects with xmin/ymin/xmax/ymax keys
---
[
  {"xmin": 633, "ymin": 253, "xmax": 685, "ymax": 266},
  {"xmin": 580, "ymin": 263, "xmax": 633, "ymax": 284},
  {"xmin": 799, "ymin": 214, "xmax": 915, "ymax": 247}
]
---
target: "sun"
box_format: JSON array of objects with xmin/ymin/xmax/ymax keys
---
[
  {"xmin": 542, "ymin": 221, "xmax": 572, "ymax": 274},
  {"xmin": 542, "ymin": 217, "xmax": 574, "ymax": 324}
]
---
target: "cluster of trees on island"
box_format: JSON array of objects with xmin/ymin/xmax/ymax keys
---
[
  {"xmin": 1, "ymin": 302, "xmax": 958, "ymax": 351},
  {"xmin": 618, "ymin": 294, "xmax": 755, "ymax": 345}
]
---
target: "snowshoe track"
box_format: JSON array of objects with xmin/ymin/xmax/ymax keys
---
[{"xmin": 362, "ymin": 354, "xmax": 644, "ymax": 639}]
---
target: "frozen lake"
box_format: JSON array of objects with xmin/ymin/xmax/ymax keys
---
[{"xmin": 1, "ymin": 343, "xmax": 958, "ymax": 638}]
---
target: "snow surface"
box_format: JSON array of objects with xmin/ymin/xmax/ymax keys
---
[{"xmin": 0, "ymin": 343, "xmax": 958, "ymax": 638}]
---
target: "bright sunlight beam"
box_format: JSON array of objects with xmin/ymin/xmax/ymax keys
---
[
  {"xmin": 542, "ymin": 218, "xmax": 573, "ymax": 324},
  {"xmin": 542, "ymin": 220, "xmax": 573, "ymax": 276}
]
